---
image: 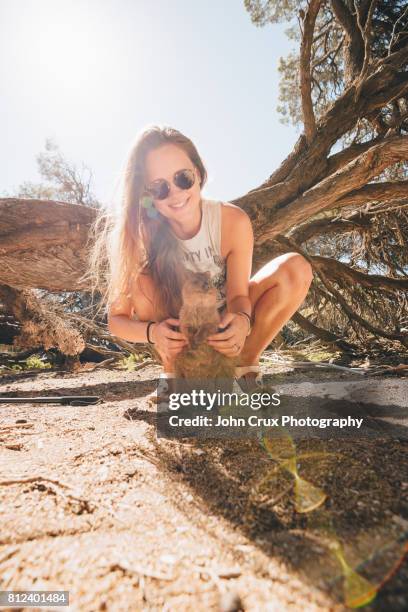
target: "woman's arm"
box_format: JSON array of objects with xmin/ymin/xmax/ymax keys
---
[
  {"xmin": 224, "ymin": 205, "xmax": 254, "ymax": 317},
  {"xmin": 107, "ymin": 292, "xmax": 151, "ymax": 343},
  {"xmin": 108, "ymin": 290, "xmax": 188, "ymax": 358},
  {"xmin": 206, "ymin": 206, "xmax": 254, "ymax": 354}
]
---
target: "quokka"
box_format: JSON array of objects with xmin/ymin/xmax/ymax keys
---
[{"xmin": 174, "ymin": 270, "xmax": 237, "ymax": 382}]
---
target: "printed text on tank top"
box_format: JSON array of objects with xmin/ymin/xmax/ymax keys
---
[{"xmin": 173, "ymin": 198, "xmax": 227, "ymax": 311}]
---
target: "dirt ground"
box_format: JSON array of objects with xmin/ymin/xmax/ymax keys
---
[{"xmin": 0, "ymin": 353, "xmax": 407, "ymax": 611}]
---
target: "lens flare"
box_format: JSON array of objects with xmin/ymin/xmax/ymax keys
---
[
  {"xmin": 328, "ymin": 540, "xmax": 377, "ymax": 608},
  {"xmin": 262, "ymin": 433, "xmax": 327, "ymax": 513}
]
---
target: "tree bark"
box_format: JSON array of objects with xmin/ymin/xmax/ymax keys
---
[
  {"xmin": 300, "ymin": 0, "xmax": 322, "ymax": 143},
  {"xmin": 0, "ymin": 198, "xmax": 94, "ymax": 290},
  {"xmin": 240, "ymin": 136, "xmax": 408, "ymax": 242}
]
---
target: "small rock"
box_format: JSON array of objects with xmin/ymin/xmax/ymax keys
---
[
  {"xmin": 5, "ymin": 443, "xmax": 23, "ymax": 451},
  {"xmin": 16, "ymin": 419, "xmax": 27, "ymax": 424},
  {"xmin": 217, "ymin": 567, "xmax": 242, "ymax": 579}
]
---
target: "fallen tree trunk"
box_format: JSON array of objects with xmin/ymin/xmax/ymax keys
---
[{"xmin": 0, "ymin": 198, "xmax": 94, "ymax": 291}]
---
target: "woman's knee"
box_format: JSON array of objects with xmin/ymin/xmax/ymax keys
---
[{"xmin": 279, "ymin": 253, "xmax": 314, "ymax": 292}]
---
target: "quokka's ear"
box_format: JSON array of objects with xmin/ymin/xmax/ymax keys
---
[
  {"xmin": 180, "ymin": 267, "xmax": 195, "ymax": 284},
  {"xmin": 197, "ymin": 271, "xmax": 212, "ymax": 290}
]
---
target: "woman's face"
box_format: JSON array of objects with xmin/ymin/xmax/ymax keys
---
[{"xmin": 143, "ymin": 143, "xmax": 202, "ymax": 220}]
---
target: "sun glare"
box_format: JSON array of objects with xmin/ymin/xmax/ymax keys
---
[{"xmin": 12, "ymin": 1, "xmax": 120, "ymax": 100}]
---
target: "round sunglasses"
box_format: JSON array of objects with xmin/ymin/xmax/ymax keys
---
[{"xmin": 144, "ymin": 168, "xmax": 196, "ymax": 200}]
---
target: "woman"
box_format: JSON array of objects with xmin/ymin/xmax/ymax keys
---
[{"xmin": 88, "ymin": 125, "xmax": 313, "ymax": 391}]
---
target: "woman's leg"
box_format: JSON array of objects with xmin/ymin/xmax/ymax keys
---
[
  {"xmin": 239, "ymin": 252, "xmax": 314, "ymax": 369},
  {"xmin": 134, "ymin": 252, "xmax": 313, "ymax": 374}
]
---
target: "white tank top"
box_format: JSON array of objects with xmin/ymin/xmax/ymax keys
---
[{"xmin": 175, "ymin": 198, "xmax": 227, "ymax": 311}]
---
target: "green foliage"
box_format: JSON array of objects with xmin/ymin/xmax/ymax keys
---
[
  {"xmin": 244, "ymin": 0, "xmax": 304, "ymax": 26},
  {"xmin": 16, "ymin": 138, "xmax": 99, "ymax": 207},
  {"xmin": 244, "ymin": 1, "xmax": 408, "ymax": 141},
  {"xmin": 6, "ymin": 355, "xmax": 53, "ymax": 371},
  {"xmin": 25, "ymin": 355, "xmax": 52, "ymax": 369},
  {"xmin": 118, "ymin": 352, "xmax": 146, "ymax": 371},
  {"xmin": 277, "ymin": 52, "xmax": 302, "ymax": 128}
]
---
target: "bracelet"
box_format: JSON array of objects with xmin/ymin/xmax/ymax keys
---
[
  {"xmin": 146, "ymin": 321, "xmax": 156, "ymax": 344},
  {"xmin": 236, "ymin": 311, "xmax": 252, "ymax": 336}
]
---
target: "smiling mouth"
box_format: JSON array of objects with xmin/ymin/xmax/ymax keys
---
[{"xmin": 169, "ymin": 196, "xmax": 189, "ymax": 209}]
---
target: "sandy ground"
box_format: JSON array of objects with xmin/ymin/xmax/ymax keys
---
[{"xmin": 0, "ymin": 356, "xmax": 407, "ymax": 611}]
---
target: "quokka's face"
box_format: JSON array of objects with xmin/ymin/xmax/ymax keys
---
[
  {"xmin": 183, "ymin": 289, "xmax": 217, "ymax": 309},
  {"xmin": 182, "ymin": 271, "xmax": 217, "ymax": 306}
]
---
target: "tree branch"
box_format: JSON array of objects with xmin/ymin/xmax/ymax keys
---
[
  {"xmin": 311, "ymin": 255, "xmax": 408, "ymax": 292},
  {"xmin": 290, "ymin": 214, "xmax": 371, "ymax": 244},
  {"xmin": 290, "ymin": 182, "xmax": 408, "ymax": 242},
  {"xmin": 312, "ymin": 34, "xmax": 344, "ymax": 70},
  {"xmin": 300, "ymin": 0, "xmax": 322, "ymax": 143},
  {"xmin": 315, "ymin": 267, "xmax": 408, "ymax": 345},
  {"xmin": 254, "ymin": 136, "xmax": 408, "ymax": 241},
  {"xmin": 326, "ymin": 180, "xmax": 408, "ymax": 212},
  {"xmin": 323, "ymin": 134, "xmax": 383, "ymax": 177},
  {"xmin": 354, "ymin": 0, "xmax": 377, "ymax": 70},
  {"xmin": 353, "ymin": 0, "xmax": 378, "ymax": 102},
  {"xmin": 331, "ymin": 0, "xmax": 365, "ymax": 82},
  {"xmin": 388, "ymin": 4, "xmax": 408, "ymax": 56},
  {"xmin": 291, "ymin": 311, "xmax": 357, "ymax": 352},
  {"xmin": 237, "ymin": 68, "xmax": 408, "ymax": 218}
]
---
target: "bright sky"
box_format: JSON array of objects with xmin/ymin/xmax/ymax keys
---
[{"xmin": 0, "ymin": 0, "xmax": 299, "ymax": 205}]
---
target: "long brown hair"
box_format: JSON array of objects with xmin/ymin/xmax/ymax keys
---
[{"xmin": 83, "ymin": 125, "xmax": 208, "ymax": 322}]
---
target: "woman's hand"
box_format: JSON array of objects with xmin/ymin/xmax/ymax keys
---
[
  {"xmin": 206, "ymin": 312, "xmax": 249, "ymax": 357},
  {"xmin": 150, "ymin": 318, "xmax": 188, "ymax": 360}
]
